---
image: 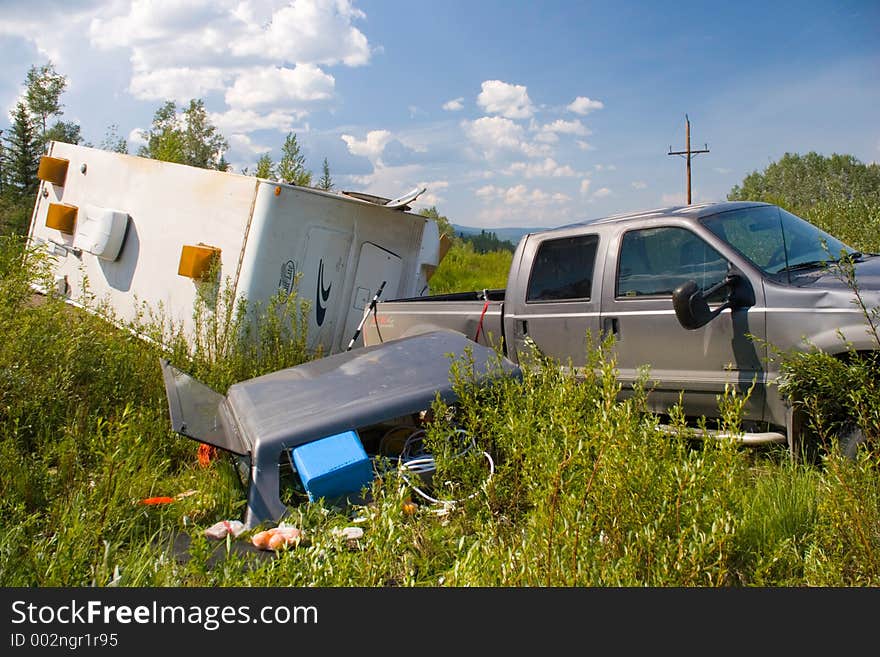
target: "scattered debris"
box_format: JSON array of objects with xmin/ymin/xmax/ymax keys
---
[
  {"xmin": 139, "ymin": 490, "xmax": 200, "ymax": 506},
  {"xmin": 197, "ymin": 444, "xmax": 218, "ymax": 467},
  {"xmin": 204, "ymin": 519, "xmax": 246, "ymax": 540},
  {"xmin": 251, "ymin": 526, "xmax": 304, "ymax": 551},
  {"xmin": 140, "ymin": 496, "xmax": 175, "ymax": 505},
  {"xmin": 331, "ymin": 526, "xmax": 364, "ymax": 541}
]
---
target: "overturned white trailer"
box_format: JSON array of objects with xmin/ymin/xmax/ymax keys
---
[{"xmin": 27, "ymin": 142, "xmax": 448, "ymax": 354}]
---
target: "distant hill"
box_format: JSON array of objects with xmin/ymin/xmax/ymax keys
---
[{"xmin": 451, "ymin": 224, "xmax": 540, "ymax": 246}]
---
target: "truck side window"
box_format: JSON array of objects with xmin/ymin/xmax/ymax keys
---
[
  {"xmin": 526, "ymin": 234, "xmax": 598, "ymax": 302},
  {"xmin": 616, "ymin": 227, "xmax": 727, "ymax": 298}
]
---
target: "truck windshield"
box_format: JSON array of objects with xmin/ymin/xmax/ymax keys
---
[{"xmin": 699, "ymin": 205, "xmax": 854, "ymax": 279}]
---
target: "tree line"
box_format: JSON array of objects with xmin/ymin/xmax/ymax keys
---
[{"xmin": 0, "ymin": 62, "xmax": 334, "ymax": 233}]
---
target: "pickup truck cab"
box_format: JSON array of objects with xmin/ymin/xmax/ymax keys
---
[{"xmin": 362, "ymin": 201, "xmax": 880, "ymax": 455}]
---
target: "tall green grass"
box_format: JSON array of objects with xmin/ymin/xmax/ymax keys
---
[
  {"xmin": 1, "ymin": 230, "xmax": 879, "ymax": 587},
  {"xmin": 428, "ymin": 241, "xmax": 513, "ymax": 295}
]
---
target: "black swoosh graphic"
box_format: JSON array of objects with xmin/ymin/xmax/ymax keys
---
[{"xmin": 316, "ymin": 259, "xmax": 332, "ymax": 326}]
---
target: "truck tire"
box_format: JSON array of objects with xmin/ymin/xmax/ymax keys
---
[
  {"xmin": 785, "ymin": 405, "xmax": 819, "ymax": 464},
  {"xmin": 787, "ymin": 405, "xmax": 868, "ymax": 462},
  {"xmin": 839, "ymin": 427, "xmax": 868, "ymax": 460}
]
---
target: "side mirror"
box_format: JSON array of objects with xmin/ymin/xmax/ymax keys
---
[
  {"xmin": 672, "ymin": 280, "xmax": 720, "ymax": 330},
  {"xmin": 672, "ymin": 272, "xmax": 750, "ymax": 330}
]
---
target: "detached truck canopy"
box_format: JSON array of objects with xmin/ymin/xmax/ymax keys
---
[{"xmin": 27, "ymin": 142, "xmax": 444, "ymax": 354}]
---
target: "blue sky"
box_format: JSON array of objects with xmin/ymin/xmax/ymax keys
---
[{"xmin": 2, "ymin": 0, "xmax": 878, "ymax": 228}]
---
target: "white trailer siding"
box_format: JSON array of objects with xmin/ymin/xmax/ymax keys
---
[{"xmin": 28, "ymin": 142, "xmax": 440, "ymax": 354}]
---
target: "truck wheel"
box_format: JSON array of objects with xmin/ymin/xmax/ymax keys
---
[
  {"xmin": 785, "ymin": 405, "xmax": 820, "ymax": 465},
  {"xmin": 787, "ymin": 405, "xmax": 868, "ymax": 462},
  {"xmin": 838, "ymin": 427, "xmax": 867, "ymax": 460}
]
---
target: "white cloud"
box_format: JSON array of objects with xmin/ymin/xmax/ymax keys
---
[
  {"xmin": 128, "ymin": 127, "xmax": 147, "ymax": 147},
  {"xmin": 463, "ymin": 116, "xmax": 550, "ymax": 160},
  {"xmin": 128, "ymin": 67, "xmax": 229, "ymax": 102},
  {"xmin": 631, "ymin": 181, "xmax": 647, "ymax": 190},
  {"xmin": 567, "ymin": 96, "xmax": 604, "ymax": 115},
  {"xmin": 534, "ymin": 118, "xmax": 591, "ymax": 144},
  {"xmin": 505, "ymin": 158, "xmax": 578, "ymax": 178},
  {"xmin": 230, "ymin": 0, "xmax": 370, "ymax": 66},
  {"xmin": 224, "ymin": 65, "xmax": 334, "ymax": 109},
  {"xmin": 475, "ymin": 184, "xmax": 574, "ymax": 227},
  {"xmin": 442, "ymin": 97, "xmax": 464, "ymax": 111},
  {"xmin": 593, "ymin": 164, "xmax": 617, "ymax": 171},
  {"xmin": 90, "ymin": 0, "xmax": 370, "ymax": 68},
  {"xmin": 463, "ymin": 116, "xmax": 523, "ymax": 155},
  {"xmin": 0, "ymin": 3, "xmax": 103, "ymax": 63},
  {"xmin": 542, "ymin": 119, "xmax": 590, "ymax": 136},
  {"xmin": 209, "ymin": 109, "xmax": 300, "ymax": 134},
  {"xmin": 576, "ymin": 140, "xmax": 595, "ymax": 151},
  {"xmin": 580, "ymin": 179, "xmax": 592, "ymax": 195},
  {"xmin": 477, "ymin": 80, "xmax": 534, "ymax": 119},
  {"xmin": 593, "ymin": 187, "xmax": 612, "ymax": 198},
  {"xmin": 228, "ymin": 133, "xmax": 272, "ymax": 158},
  {"xmin": 341, "ymin": 129, "xmax": 394, "ymax": 163},
  {"xmin": 80, "ymin": 0, "xmax": 372, "ymax": 130},
  {"xmin": 476, "ymin": 184, "xmax": 569, "ymax": 207}
]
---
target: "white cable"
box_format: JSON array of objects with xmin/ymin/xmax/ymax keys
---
[{"xmin": 398, "ymin": 441, "xmax": 495, "ymax": 507}]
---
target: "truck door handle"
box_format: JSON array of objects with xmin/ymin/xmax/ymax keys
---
[{"xmin": 603, "ymin": 317, "xmax": 619, "ymax": 337}]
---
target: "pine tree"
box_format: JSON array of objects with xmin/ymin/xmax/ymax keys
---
[
  {"xmin": 255, "ymin": 153, "xmax": 276, "ymax": 179},
  {"xmin": 277, "ymin": 132, "xmax": 311, "ymax": 186},
  {"xmin": 4, "ymin": 101, "xmax": 41, "ymax": 198},
  {"xmin": 45, "ymin": 120, "xmax": 82, "ymax": 146},
  {"xmin": 317, "ymin": 157, "xmax": 333, "ymax": 190}
]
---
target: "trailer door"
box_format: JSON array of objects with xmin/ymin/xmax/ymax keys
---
[
  {"xmin": 340, "ymin": 242, "xmax": 402, "ymax": 351},
  {"xmin": 301, "ymin": 226, "xmax": 353, "ymax": 352}
]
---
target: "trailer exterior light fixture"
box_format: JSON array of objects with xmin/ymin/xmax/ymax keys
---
[
  {"xmin": 275, "ymin": 186, "xmax": 282, "ymax": 196},
  {"xmin": 178, "ymin": 244, "xmax": 221, "ymax": 279},
  {"xmin": 37, "ymin": 156, "xmax": 70, "ymax": 187},
  {"xmin": 45, "ymin": 202, "xmax": 78, "ymax": 234}
]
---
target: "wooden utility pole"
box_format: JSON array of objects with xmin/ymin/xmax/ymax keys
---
[{"xmin": 668, "ymin": 114, "xmax": 709, "ymax": 204}]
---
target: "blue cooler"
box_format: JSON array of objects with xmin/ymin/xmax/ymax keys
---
[{"xmin": 291, "ymin": 430, "xmax": 374, "ymax": 502}]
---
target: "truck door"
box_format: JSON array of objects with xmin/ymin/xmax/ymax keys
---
[
  {"xmin": 507, "ymin": 232, "xmax": 603, "ymax": 370},
  {"xmin": 600, "ymin": 224, "xmax": 767, "ymax": 421}
]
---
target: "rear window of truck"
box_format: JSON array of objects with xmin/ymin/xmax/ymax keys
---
[{"xmin": 526, "ymin": 234, "xmax": 599, "ymax": 302}]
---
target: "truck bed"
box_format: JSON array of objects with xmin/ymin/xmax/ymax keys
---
[{"xmin": 361, "ymin": 288, "xmax": 505, "ymax": 349}]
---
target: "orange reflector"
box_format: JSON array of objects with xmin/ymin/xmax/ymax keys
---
[
  {"xmin": 37, "ymin": 156, "xmax": 70, "ymax": 186},
  {"xmin": 274, "ymin": 186, "xmax": 281, "ymax": 196},
  {"xmin": 45, "ymin": 202, "xmax": 78, "ymax": 234},
  {"xmin": 178, "ymin": 244, "xmax": 221, "ymax": 279}
]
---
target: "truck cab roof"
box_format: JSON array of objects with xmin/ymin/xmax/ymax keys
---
[{"xmin": 545, "ymin": 201, "xmax": 772, "ymax": 235}]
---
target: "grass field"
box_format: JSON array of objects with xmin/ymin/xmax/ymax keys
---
[{"xmin": 1, "ymin": 220, "xmax": 878, "ymax": 587}]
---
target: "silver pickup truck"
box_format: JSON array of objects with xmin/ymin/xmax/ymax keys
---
[{"xmin": 362, "ymin": 201, "xmax": 880, "ymax": 456}]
